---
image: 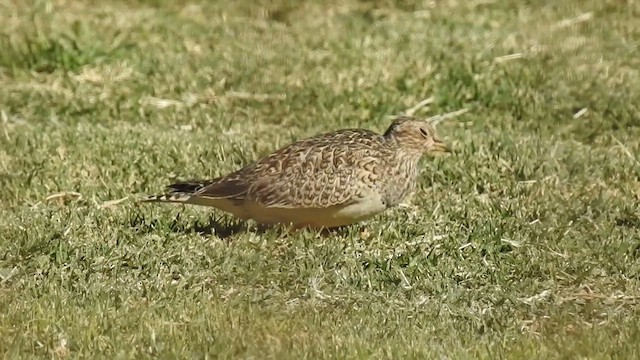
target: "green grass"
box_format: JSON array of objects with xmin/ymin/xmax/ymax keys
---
[{"xmin": 1, "ymin": 0, "xmax": 639, "ymax": 358}]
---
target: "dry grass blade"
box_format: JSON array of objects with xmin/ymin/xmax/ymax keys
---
[
  {"xmin": 428, "ymin": 108, "xmax": 469, "ymax": 126},
  {"xmin": 404, "ymin": 97, "xmax": 435, "ymax": 116},
  {"xmin": 612, "ymin": 135, "xmax": 640, "ymax": 167},
  {"xmin": 494, "ymin": 53, "xmax": 524, "ymax": 63},
  {"xmin": 44, "ymin": 191, "xmax": 83, "ymax": 202},
  {"xmin": 225, "ymin": 91, "xmax": 287, "ymax": 101},
  {"xmin": 552, "ymin": 12, "xmax": 593, "ymax": 30},
  {"xmin": 573, "ymin": 108, "xmax": 588, "ymax": 119},
  {"xmin": 99, "ymin": 196, "xmax": 129, "ymax": 208}
]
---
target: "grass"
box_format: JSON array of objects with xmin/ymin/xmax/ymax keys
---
[{"xmin": 1, "ymin": 0, "xmax": 639, "ymax": 358}]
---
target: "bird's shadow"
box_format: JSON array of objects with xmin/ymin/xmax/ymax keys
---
[
  {"xmin": 190, "ymin": 217, "xmax": 249, "ymax": 239},
  {"xmin": 130, "ymin": 213, "xmax": 253, "ymax": 240},
  {"xmin": 130, "ymin": 212, "xmax": 354, "ymax": 239}
]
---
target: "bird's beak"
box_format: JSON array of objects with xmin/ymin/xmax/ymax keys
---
[{"xmin": 430, "ymin": 138, "xmax": 451, "ymax": 153}]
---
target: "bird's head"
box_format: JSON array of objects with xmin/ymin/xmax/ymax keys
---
[{"xmin": 383, "ymin": 116, "xmax": 450, "ymax": 155}]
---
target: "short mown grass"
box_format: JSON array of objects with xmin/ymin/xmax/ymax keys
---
[{"xmin": 1, "ymin": 0, "xmax": 639, "ymax": 358}]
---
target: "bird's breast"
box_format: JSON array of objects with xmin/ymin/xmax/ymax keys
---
[{"xmin": 381, "ymin": 159, "xmax": 420, "ymax": 207}]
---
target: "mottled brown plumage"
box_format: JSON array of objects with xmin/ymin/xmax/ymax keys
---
[{"xmin": 143, "ymin": 116, "xmax": 450, "ymax": 228}]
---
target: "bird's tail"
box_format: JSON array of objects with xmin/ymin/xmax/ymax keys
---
[
  {"xmin": 141, "ymin": 179, "xmax": 216, "ymax": 204},
  {"xmin": 141, "ymin": 192, "xmax": 193, "ymax": 203}
]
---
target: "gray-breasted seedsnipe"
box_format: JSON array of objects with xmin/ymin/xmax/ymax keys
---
[{"xmin": 143, "ymin": 116, "xmax": 450, "ymax": 229}]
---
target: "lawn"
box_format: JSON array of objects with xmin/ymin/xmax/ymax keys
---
[{"xmin": 1, "ymin": 0, "xmax": 639, "ymax": 358}]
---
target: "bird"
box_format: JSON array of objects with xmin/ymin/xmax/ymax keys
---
[{"xmin": 142, "ymin": 116, "xmax": 450, "ymax": 229}]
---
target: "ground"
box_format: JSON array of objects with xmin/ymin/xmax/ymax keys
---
[{"xmin": 1, "ymin": 0, "xmax": 639, "ymax": 358}]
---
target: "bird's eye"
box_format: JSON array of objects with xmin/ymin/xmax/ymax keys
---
[{"xmin": 419, "ymin": 128, "xmax": 429, "ymax": 137}]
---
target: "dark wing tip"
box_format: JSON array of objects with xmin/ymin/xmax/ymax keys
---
[
  {"xmin": 167, "ymin": 179, "xmax": 217, "ymax": 194},
  {"xmin": 139, "ymin": 193, "xmax": 191, "ymax": 203},
  {"xmin": 139, "ymin": 194, "xmax": 170, "ymax": 202},
  {"xmin": 198, "ymin": 177, "xmax": 250, "ymax": 199}
]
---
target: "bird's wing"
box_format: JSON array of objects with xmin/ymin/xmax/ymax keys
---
[
  {"xmin": 167, "ymin": 180, "xmax": 217, "ymax": 193},
  {"xmin": 194, "ymin": 177, "xmax": 251, "ymax": 200},
  {"xmin": 185, "ymin": 129, "xmax": 389, "ymax": 209},
  {"xmin": 196, "ymin": 145, "xmax": 385, "ymax": 208}
]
